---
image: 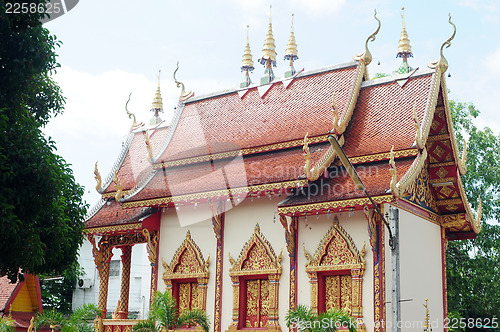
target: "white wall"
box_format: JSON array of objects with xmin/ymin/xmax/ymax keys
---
[{"xmin": 384, "ymin": 204, "xmax": 444, "ymax": 332}]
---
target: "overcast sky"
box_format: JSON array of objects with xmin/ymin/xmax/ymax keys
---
[{"xmin": 42, "ymin": 0, "xmax": 500, "ymax": 207}]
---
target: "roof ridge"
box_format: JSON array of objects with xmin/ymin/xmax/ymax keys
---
[{"xmin": 183, "ymin": 61, "xmax": 359, "ymax": 105}]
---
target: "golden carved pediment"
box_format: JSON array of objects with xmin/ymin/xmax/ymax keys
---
[
  {"xmin": 162, "ymin": 231, "xmax": 209, "ymax": 280},
  {"xmin": 229, "ymin": 223, "xmax": 282, "ymax": 276},
  {"xmin": 304, "ymin": 216, "xmax": 365, "ymax": 271}
]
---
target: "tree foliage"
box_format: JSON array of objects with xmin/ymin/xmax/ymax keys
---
[
  {"xmin": 0, "ymin": 1, "xmax": 87, "ymax": 282},
  {"xmin": 447, "ymin": 100, "xmax": 500, "ymax": 320}
]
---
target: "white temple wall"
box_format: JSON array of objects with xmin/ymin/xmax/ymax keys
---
[
  {"xmin": 384, "ymin": 204, "xmax": 444, "ymax": 332},
  {"xmin": 158, "ymin": 206, "xmax": 217, "ymax": 324}
]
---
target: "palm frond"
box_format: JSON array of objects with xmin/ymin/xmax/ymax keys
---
[
  {"xmin": 177, "ymin": 309, "xmax": 210, "ymax": 332},
  {"xmin": 132, "ymin": 320, "xmax": 159, "ymax": 332}
]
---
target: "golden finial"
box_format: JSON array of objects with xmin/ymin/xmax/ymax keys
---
[
  {"xmin": 353, "ymin": 9, "xmax": 381, "ymax": 65},
  {"xmin": 396, "ymin": 7, "xmax": 413, "ymax": 74},
  {"xmin": 397, "ymin": 7, "xmax": 412, "ymax": 55},
  {"xmin": 254, "ymin": 223, "xmax": 261, "ymax": 233},
  {"xmin": 259, "ymin": 5, "xmax": 277, "ymax": 68},
  {"xmin": 173, "ymin": 62, "xmax": 194, "ymax": 102},
  {"xmin": 151, "ymin": 70, "xmax": 163, "ymax": 125},
  {"xmin": 284, "ymin": 13, "xmax": 298, "ymax": 76},
  {"xmin": 429, "ymin": 14, "xmax": 456, "ymax": 73},
  {"xmin": 241, "ymin": 25, "xmax": 254, "ymax": 88},
  {"xmin": 94, "ymin": 161, "xmax": 102, "ymax": 192}
]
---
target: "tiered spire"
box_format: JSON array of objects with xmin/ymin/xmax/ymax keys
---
[
  {"xmin": 150, "ymin": 70, "xmax": 163, "ymax": 125},
  {"xmin": 284, "ymin": 14, "xmax": 298, "ymax": 77},
  {"xmin": 396, "ymin": 7, "xmax": 413, "ymax": 74},
  {"xmin": 240, "ymin": 25, "xmax": 254, "ymax": 88},
  {"xmin": 258, "ymin": 5, "xmax": 277, "ymax": 84}
]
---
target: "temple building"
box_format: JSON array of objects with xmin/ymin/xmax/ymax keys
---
[{"xmin": 85, "ymin": 9, "xmax": 481, "ymax": 332}]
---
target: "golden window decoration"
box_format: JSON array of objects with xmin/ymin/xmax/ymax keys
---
[
  {"xmin": 303, "ymin": 216, "xmax": 366, "ymax": 326},
  {"xmin": 162, "ymin": 231, "xmax": 210, "ymax": 313},
  {"xmin": 226, "ymin": 224, "xmax": 282, "ymax": 332}
]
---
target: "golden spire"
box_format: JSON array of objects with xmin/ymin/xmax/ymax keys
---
[
  {"xmin": 397, "ymin": 7, "xmax": 412, "ymax": 55},
  {"xmin": 150, "ymin": 70, "xmax": 163, "ymax": 125},
  {"xmin": 396, "ymin": 7, "xmax": 413, "ymax": 74},
  {"xmin": 259, "ymin": 5, "xmax": 277, "ymax": 84},
  {"xmin": 284, "ymin": 13, "xmax": 298, "ymax": 77},
  {"xmin": 241, "ymin": 25, "xmax": 254, "ymax": 88},
  {"xmin": 259, "ymin": 5, "xmax": 277, "ymax": 67}
]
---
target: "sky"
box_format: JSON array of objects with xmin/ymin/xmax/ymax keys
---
[{"xmin": 42, "ymin": 0, "xmax": 500, "ymax": 207}]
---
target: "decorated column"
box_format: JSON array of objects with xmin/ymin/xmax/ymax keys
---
[
  {"xmin": 117, "ymin": 245, "xmax": 132, "ymax": 319},
  {"xmin": 280, "ymin": 215, "xmax": 298, "ymax": 311},
  {"xmin": 89, "ymin": 235, "xmax": 113, "ymax": 317}
]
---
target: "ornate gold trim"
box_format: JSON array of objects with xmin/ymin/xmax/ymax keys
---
[
  {"xmin": 346, "ymin": 149, "xmax": 417, "ymax": 165},
  {"xmin": 102, "ymin": 190, "xmax": 131, "ymax": 199},
  {"xmin": 304, "ymin": 217, "xmax": 365, "ymax": 319},
  {"xmin": 122, "ymin": 180, "xmax": 308, "ymax": 209},
  {"xmin": 303, "ymin": 134, "xmax": 344, "ymax": 181},
  {"xmin": 227, "ymin": 224, "xmax": 282, "ymax": 331},
  {"xmin": 427, "ymin": 134, "xmax": 450, "ymax": 142},
  {"xmin": 390, "ymin": 146, "xmax": 428, "ymax": 198},
  {"xmin": 277, "ymin": 194, "xmax": 394, "ymax": 215},
  {"xmin": 86, "ymin": 222, "xmax": 143, "ymax": 235},
  {"xmin": 154, "ymin": 135, "xmax": 330, "ymax": 169},
  {"xmin": 162, "ymin": 231, "xmax": 209, "ymax": 311},
  {"xmin": 436, "ymin": 198, "xmax": 462, "ymax": 206}
]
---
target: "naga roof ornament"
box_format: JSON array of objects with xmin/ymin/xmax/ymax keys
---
[
  {"xmin": 94, "ymin": 161, "xmax": 102, "ymax": 193},
  {"xmin": 413, "ymin": 102, "xmax": 425, "ymax": 149},
  {"xmin": 144, "ymin": 130, "xmax": 153, "ymax": 163},
  {"xmin": 303, "ymin": 132, "xmax": 345, "ymax": 181},
  {"xmin": 284, "ymin": 13, "xmax": 298, "ymax": 77},
  {"xmin": 352, "ymin": 9, "xmax": 380, "ymax": 66},
  {"xmin": 396, "ymin": 7, "xmax": 413, "ymax": 74},
  {"xmin": 258, "ymin": 5, "xmax": 277, "ymax": 84},
  {"xmin": 458, "ymin": 139, "xmax": 467, "ymax": 175},
  {"xmin": 113, "ymin": 170, "xmax": 124, "ymax": 201},
  {"xmin": 173, "ymin": 62, "xmax": 195, "ymax": 102},
  {"xmin": 150, "ymin": 70, "xmax": 163, "ymax": 125},
  {"xmin": 428, "ymin": 14, "xmax": 456, "ymax": 74},
  {"xmin": 125, "ymin": 93, "xmax": 144, "ymax": 131},
  {"xmin": 240, "ymin": 25, "xmax": 254, "ymax": 88}
]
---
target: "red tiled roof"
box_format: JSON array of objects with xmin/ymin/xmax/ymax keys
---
[
  {"xmin": 85, "ymin": 200, "xmax": 153, "ymax": 229},
  {"xmin": 156, "ymin": 64, "xmax": 360, "ymax": 163},
  {"xmin": 103, "ymin": 125, "xmax": 170, "ymax": 194},
  {"xmin": 279, "ymin": 158, "xmax": 414, "ymax": 208},
  {"xmin": 343, "ymin": 73, "xmax": 433, "ymax": 158},
  {"xmin": 126, "ymin": 143, "xmax": 329, "ymax": 203},
  {"xmin": 0, "ymin": 276, "xmax": 17, "ymax": 311}
]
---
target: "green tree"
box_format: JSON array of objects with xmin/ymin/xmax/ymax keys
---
[
  {"xmin": 0, "ymin": 1, "xmax": 87, "ymax": 282},
  {"xmin": 285, "ymin": 304, "xmax": 357, "ymax": 332},
  {"xmin": 447, "ymin": 100, "xmax": 500, "ymax": 320},
  {"xmin": 133, "ymin": 291, "xmax": 210, "ymax": 332}
]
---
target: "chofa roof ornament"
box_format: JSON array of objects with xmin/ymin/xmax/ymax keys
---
[
  {"xmin": 125, "ymin": 93, "xmax": 144, "ymax": 131},
  {"xmin": 353, "ymin": 9, "xmax": 381, "ymax": 65},
  {"xmin": 173, "ymin": 62, "xmax": 195, "ymax": 102},
  {"xmin": 428, "ymin": 14, "xmax": 456, "ymax": 74}
]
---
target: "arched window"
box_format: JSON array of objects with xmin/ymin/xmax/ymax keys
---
[
  {"xmin": 304, "ymin": 217, "xmax": 366, "ymax": 322},
  {"xmin": 227, "ymin": 224, "xmax": 282, "ymax": 332},
  {"xmin": 162, "ymin": 231, "xmax": 210, "ymax": 314}
]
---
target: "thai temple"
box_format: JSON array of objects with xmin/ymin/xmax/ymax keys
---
[{"xmin": 85, "ymin": 8, "xmax": 482, "ymax": 332}]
